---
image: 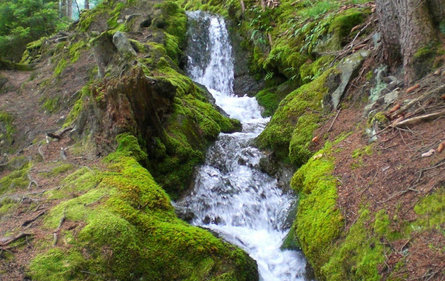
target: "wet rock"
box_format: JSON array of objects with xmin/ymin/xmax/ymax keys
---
[
  {"xmin": 175, "ymin": 206, "xmax": 195, "ymax": 222},
  {"xmin": 112, "ymin": 31, "xmax": 137, "ymax": 57},
  {"xmin": 228, "ymin": 20, "xmax": 264, "ymax": 97}
]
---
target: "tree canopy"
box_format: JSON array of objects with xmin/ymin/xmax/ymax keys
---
[{"xmin": 0, "ymin": 0, "xmax": 66, "ymax": 61}]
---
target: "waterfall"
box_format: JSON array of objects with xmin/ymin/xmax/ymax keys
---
[{"xmin": 176, "ymin": 11, "xmax": 309, "ymax": 281}]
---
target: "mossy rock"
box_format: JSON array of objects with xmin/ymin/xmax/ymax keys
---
[
  {"xmin": 289, "ymin": 142, "xmax": 344, "ymax": 278},
  {"xmin": 257, "ymin": 68, "xmax": 335, "ymax": 161},
  {"xmin": 30, "ymin": 134, "xmax": 258, "ymax": 281}
]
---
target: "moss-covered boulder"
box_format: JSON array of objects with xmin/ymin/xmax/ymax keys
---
[
  {"xmin": 257, "ymin": 68, "xmax": 336, "ymax": 163},
  {"xmin": 29, "ymin": 134, "xmax": 258, "ymax": 281}
]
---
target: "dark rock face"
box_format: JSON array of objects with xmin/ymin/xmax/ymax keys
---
[
  {"xmin": 228, "ymin": 22, "xmax": 264, "ymax": 97},
  {"xmin": 75, "ymin": 68, "xmax": 175, "ymax": 154}
]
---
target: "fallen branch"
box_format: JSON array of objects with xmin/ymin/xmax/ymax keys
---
[
  {"xmin": 53, "ymin": 211, "xmax": 66, "ymax": 246},
  {"xmin": 391, "ymin": 84, "xmax": 445, "ymax": 119},
  {"xmin": 22, "ymin": 211, "xmax": 46, "ymax": 227},
  {"xmin": 0, "ymin": 232, "xmax": 33, "ymax": 247},
  {"xmin": 27, "ymin": 173, "xmax": 38, "ymax": 189},
  {"xmin": 328, "ymin": 109, "xmax": 342, "ymax": 132},
  {"xmin": 47, "ymin": 127, "xmax": 74, "ymax": 141},
  {"xmin": 392, "ymin": 110, "xmax": 445, "ymax": 127}
]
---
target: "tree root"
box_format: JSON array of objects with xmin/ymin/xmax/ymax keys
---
[{"xmin": 0, "ymin": 232, "xmax": 33, "ymax": 247}]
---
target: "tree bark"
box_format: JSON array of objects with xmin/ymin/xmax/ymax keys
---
[
  {"xmin": 85, "ymin": 0, "xmax": 90, "ymax": 10},
  {"xmin": 60, "ymin": 0, "xmax": 67, "ymax": 17},
  {"xmin": 393, "ymin": 0, "xmax": 437, "ymax": 82},
  {"xmin": 67, "ymin": 0, "xmax": 73, "ymax": 19},
  {"xmin": 375, "ymin": 0, "xmax": 401, "ymax": 66},
  {"xmin": 376, "ymin": 0, "xmax": 439, "ymax": 83}
]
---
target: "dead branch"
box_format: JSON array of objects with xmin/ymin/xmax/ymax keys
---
[
  {"xmin": 27, "ymin": 173, "xmax": 38, "ymax": 189},
  {"xmin": 392, "ymin": 110, "xmax": 445, "ymax": 127},
  {"xmin": 22, "ymin": 211, "xmax": 46, "ymax": 227},
  {"xmin": 53, "ymin": 211, "xmax": 66, "ymax": 246},
  {"xmin": 38, "ymin": 145, "xmax": 45, "ymax": 161},
  {"xmin": 328, "ymin": 109, "xmax": 342, "ymax": 132},
  {"xmin": 47, "ymin": 127, "xmax": 74, "ymax": 141},
  {"xmin": 0, "ymin": 232, "xmax": 33, "ymax": 247},
  {"xmin": 391, "ymin": 84, "xmax": 445, "ymax": 119}
]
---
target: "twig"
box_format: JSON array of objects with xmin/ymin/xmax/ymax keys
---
[
  {"xmin": 27, "ymin": 173, "xmax": 38, "ymax": 189},
  {"xmin": 328, "ymin": 109, "xmax": 341, "ymax": 132},
  {"xmin": 38, "ymin": 145, "xmax": 45, "ymax": 161},
  {"xmin": 0, "ymin": 232, "xmax": 33, "ymax": 247},
  {"xmin": 392, "ymin": 110, "xmax": 445, "ymax": 127},
  {"xmin": 53, "ymin": 210, "xmax": 66, "ymax": 246},
  {"xmin": 22, "ymin": 211, "xmax": 46, "ymax": 227},
  {"xmin": 391, "ymin": 84, "xmax": 445, "ymax": 119}
]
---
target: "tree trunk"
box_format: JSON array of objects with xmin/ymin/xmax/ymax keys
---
[
  {"xmin": 85, "ymin": 0, "xmax": 89, "ymax": 10},
  {"xmin": 67, "ymin": 0, "xmax": 73, "ymax": 19},
  {"xmin": 375, "ymin": 0, "xmax": 401, "ymax": 66},
  {"xmin": 376, "ymin": 0, "xmax": 439, "ymax": 83},
  {"xmin": 393, "ymin": 0, "xmax": 437, "ymax": 82},
  {"xmin": 60, "ymin": 0, "xmax": 67, "ymax": 17}
]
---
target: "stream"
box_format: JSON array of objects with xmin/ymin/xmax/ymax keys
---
[{"xmin": 175, "ymin": 11, "xmax": 309, "ymax": 281}]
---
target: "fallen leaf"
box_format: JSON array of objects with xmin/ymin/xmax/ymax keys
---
[
  {"xmin": 437, "ymin": 142, "xmax": 444, "ymax": 153},
  {"xmin": 406, "ymin": 84, "xmax": 420, "ymax": 94},
  {"xmin": 421, "ymin": 149, "xmax": 435, "ymax": 157},
  {"xmin": 388, "ymin": 103, "xmax": 401, "ymax": 114},
  {"xmin": 312, "ymin": 136, "xmax": 319, "ymax": 143}
]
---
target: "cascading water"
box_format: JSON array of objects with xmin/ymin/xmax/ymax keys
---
[{"xmin": 176, "ymin": 11, "xmax": 309, "ymax": 281}]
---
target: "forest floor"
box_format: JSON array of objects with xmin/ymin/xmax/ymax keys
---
[
  {"xmin": 0, "ymin": 51, "xmax": 98, "ymax": 280},
  {"xmin": 315, "ymin": 65, "xmax": 445, "ymax": 280}
]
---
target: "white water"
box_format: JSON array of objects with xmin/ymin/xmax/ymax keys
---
[{"xmin": 177, "ymin": 11, "xmax": 308, "ymax": 281}]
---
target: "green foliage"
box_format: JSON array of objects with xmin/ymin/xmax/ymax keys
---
[{"xmin": 0, "ymin": 0, "xmax": 67, "ymax": 62}]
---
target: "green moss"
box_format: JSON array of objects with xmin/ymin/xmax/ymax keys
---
[
  {"xmin": 54, "ymin": 58, "xmax": 68, "ymax": 77},
  {"xmin": 288, "ymin": 113, "xmax": 319, "ymax": 166},
  {"xmin": 29, "ymin": 248, "xmax": 85, "ymax": 281},
  {"xmin": 39, "ymin": 163, "xmax": 74, "ymax": 178},
  {"xmin": 31, "ymin": 135, "xmax": 257, "ymax": 281},
  {"xmin": 42, "ymin": 96, "xmax": 60, "ymax": 113},
  {"xmin": 289, "ymin": 142, "xmax": 343, "ymax": 274},
  {"xmin": 352, "ymin": 145, "xmax": 373, "ymax": 159},
  {"xmin": 69, "ymin": 40, "xmax": 87, "ymax": 63},
  {"xmin": 46, "ymin": 167, "xmax": 103, "ymax": 200},
  {"xmin": 105, "ymin": 133, "xmax": 148, "ymax": 164},
  {"xmin": 63, "ymin": 85, "xmax": 90, "ymax": 128},
  {"xmin": 321, "ymin": 208, "xmax": 385, "ymax": 281},
  {"xmin": 257, "ymin": 68, "xmax": 335, "ymax": 161},
  {"xmin": 413, "ymin": 187, "xmax": 444, "ymax": 230},
  {"xmin": 328, "ymin": 8, "xmax": 367, "ymax": 47},
  {"xmin": 0, "ymin": 111, "xmax": 14, "ymax": 147},
  {"xmin": 0, "ymin": 161, "xmax": 31, "ymax": 196}
]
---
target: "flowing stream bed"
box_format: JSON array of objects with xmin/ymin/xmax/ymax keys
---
[{"xmin": 175, "ymin": 11, "xmax": 309, "ymax": 281}]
